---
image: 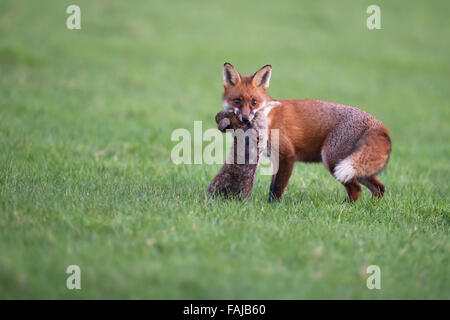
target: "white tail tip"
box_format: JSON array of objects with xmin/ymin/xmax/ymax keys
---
[{"xmin": 334, "ymin": 159, "xmax": 356, "ymax": 183}]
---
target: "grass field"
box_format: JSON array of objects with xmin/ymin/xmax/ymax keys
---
[{"xmin": 0, "ymin": 0, "xmax": 449, "ymax": 299}]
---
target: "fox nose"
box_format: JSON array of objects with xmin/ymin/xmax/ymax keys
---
[{"xmin": 242, "ymin": 115, "xmax": 250, "ymax": 123}]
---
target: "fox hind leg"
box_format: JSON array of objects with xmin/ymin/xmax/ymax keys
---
[
  {"xmin": 359, "ymin": 176, "xmax": 385, "ymax": 198},
  {"xmin": 343, "ymin": 180, "xmax": 362, "ymax": 202}
]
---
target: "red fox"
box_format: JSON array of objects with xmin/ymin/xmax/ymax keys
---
[{"xmin": 221, "ymin": 62, "xmax": 392, "ymax": 202}]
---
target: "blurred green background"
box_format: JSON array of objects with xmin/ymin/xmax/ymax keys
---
[{"xmin": 0, "ymin": 0, "xmax": 448, "ymax": 299}]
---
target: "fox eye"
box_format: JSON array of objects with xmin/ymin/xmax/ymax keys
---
[
  {"xmin": 251, "ymin": 99, "xmax": 257, "ymax": 106},
  {"xmin": 233, "ymin": 98, "xmax": 241, "ymax": 105}
]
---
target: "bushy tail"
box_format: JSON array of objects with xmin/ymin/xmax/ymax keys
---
[{"xmin": 334, "ymin": 128, "xmax": 391, "ymax": 183}]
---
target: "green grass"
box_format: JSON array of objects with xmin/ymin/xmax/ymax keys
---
[{"xmin": 0, "ymin": 0, "xmax": 449, "ymax": 299}]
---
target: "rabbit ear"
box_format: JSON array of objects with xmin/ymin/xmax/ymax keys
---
[
  {"xmin": 252, "ymin": 65, "xmax": 272, "ymax": 89},
  {"xmin": 223, "ymin": 62, "xmax": 241, "ymax": 87}
]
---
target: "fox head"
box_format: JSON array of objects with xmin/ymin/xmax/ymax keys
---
[{"xmin": 222, "ymin": 62, "xmax": 272, "ymax": 123}]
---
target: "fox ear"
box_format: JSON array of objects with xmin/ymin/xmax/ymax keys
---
[
  {"xmin": 223, "ymin": 62, "xmax": 241, "ymax": 87},
  {"xmin": 252, "ymin": 65, "xmax": 272, "ymax": 89}
]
